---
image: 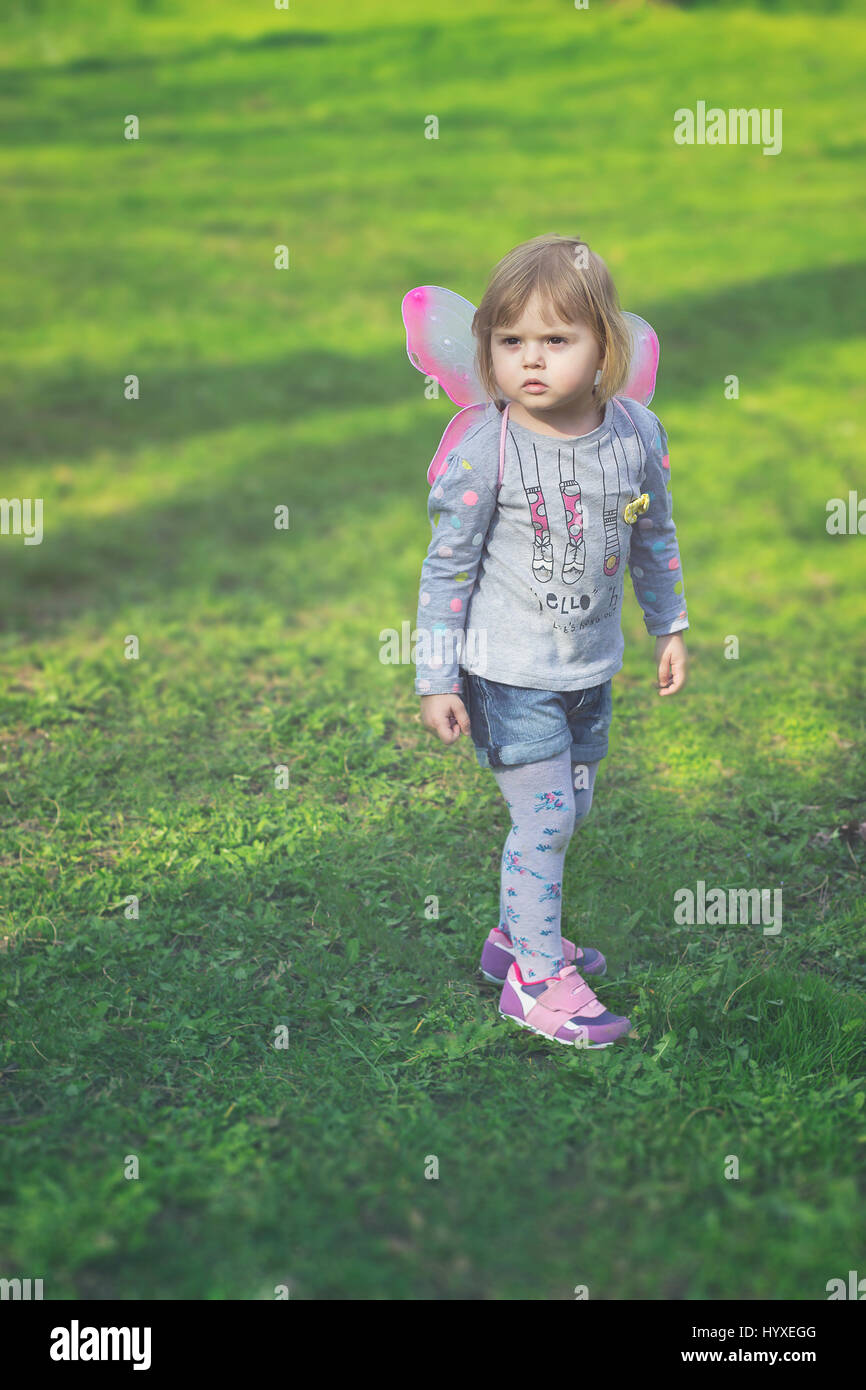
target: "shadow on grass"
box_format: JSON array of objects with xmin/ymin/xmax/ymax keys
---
[
  {"xmin": 0, "ymin": 28, "xmax": 333, "ymax": 82},
  {"xmin": 5, "ymin": 261, "xmax": 865, "ymax": 469},
  {"xmin": 0, "ymin": 260, "xmax": 863, "ymax": 649}
]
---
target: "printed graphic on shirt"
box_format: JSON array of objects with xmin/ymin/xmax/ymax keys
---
[
  {"xmin": 558, "ymin": 449, "xmax": 586, "ymax": 583},
  {"xmin": 601, "ymin": 427, "xmax": 632, "ymax": 577},
  {"xmin": 510, "ymin": 422, "xmax": 641, "ymax": 623},
  {"xmin": 510, "ymin": 427, "xmax": 641, "ymax": 589},
  {"xmin": 516, "ymin": 446, "xmax": 553, "ymax": 582}
]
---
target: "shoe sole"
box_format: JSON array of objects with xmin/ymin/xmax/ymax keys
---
[{"xmin": 498, "ymin": 1008, "xmax": 615, "ymax": 1049}]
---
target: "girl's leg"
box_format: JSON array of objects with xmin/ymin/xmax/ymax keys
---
[
  {"xmin": 491, "ymin": 748, "xmax": 575, "ymax": 981},
  {"xmin": 495, "ymin": 756, "xmax": 600, "ymax": 977}
]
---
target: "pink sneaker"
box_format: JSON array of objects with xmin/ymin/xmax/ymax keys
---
[
  {"xmin": 498, "ymin": 961, "xmax": 633, "ymax": 1049},
  {"xmin": 479, "ymin": 925, "xmax": 606, "ymax": 984}
]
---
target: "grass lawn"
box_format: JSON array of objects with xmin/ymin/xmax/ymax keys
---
[{"xmin": 0, "ymin": 0, "xmax": 864, "ymax": 1298}]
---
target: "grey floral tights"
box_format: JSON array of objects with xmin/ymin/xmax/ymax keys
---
[{"xmin": 492, "ymin": 750, "xmax": 600, "ymax": 981}]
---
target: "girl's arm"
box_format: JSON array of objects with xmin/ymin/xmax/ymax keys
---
[
  {"xmin": 627, "ymin": 416, "xmax": 689, "ymax": 640},
  {"xmin": 414, "ymin": 447, "xmax": 498, "ymax": 697}
]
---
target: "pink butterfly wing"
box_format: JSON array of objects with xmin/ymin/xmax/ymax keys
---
[
  {"xmin": 425, "ymin": 404, "xmax": 488, "ymax": 487},
  {"xmin": 622, "ymin": 312, "xmax": 659, "ymax": 406},
  {"xmin": 402, "ymin": 286, "xmax": 486, "ymax": 407}
]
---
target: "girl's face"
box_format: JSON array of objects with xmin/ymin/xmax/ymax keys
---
[{"xmin": 490, "ymin": 292, "xmax": 604, "ymax": 410}]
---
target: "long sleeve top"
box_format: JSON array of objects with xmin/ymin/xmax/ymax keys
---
[{"xmin": 414, "ymin": 395, "xmax": 688, "ymax": 695}]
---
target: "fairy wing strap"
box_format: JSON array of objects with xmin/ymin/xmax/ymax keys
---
[{"xmin": 402, "ymin": 285, "xmax": 660, "ymax": 487}]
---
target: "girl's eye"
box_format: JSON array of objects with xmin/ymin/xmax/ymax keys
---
[{"xmin": 501, "ymin": 336, "xmax": 567, "ymax": 346}]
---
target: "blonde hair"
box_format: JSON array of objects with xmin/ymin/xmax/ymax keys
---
[{"xmin": 471, "ymin": 233, "xmax": 633, "ymax": 410}]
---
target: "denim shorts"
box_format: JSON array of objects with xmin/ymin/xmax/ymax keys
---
[{"xmin": 460, "ymin": 669, "xmax": 613, "ymax": 769}]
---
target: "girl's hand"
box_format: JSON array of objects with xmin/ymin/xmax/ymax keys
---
[
  {"xmin": 420, "ymin": 693, "xmax": 471, "ymax": 744},
  {"xmin": 655, "ymin": 632, "xmax": 688, "ymax": 696}
]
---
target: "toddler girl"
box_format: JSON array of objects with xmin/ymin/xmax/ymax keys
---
[{"xmin": 415, "ymin": 234, "xmax": 689, "ymax": 1049}]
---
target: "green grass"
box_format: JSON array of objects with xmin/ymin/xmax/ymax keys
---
[{"xmin": 0, "ymin": 0, "xmax": 865, "ymax": 1299}]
